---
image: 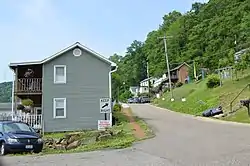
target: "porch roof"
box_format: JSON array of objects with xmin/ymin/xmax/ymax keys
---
[{"xmin": 0, "ymin": 103, "xmax": 12, "ymax": 111}]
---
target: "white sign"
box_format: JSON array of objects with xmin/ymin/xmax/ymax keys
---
[
  {"xmin": 100, "ymin": 98, "xmax": 111, "ymax": 113},
  {"xmin": 98, "ymin": 120, "xmax": 111, "ymax": 130}
]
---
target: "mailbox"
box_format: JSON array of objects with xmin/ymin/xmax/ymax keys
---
[{"xmin": 240, "ymin": 99, "xmax": 250, "ymax": 116}]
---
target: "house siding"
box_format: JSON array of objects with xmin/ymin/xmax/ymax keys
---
[
  {"xmin": 178, "ymin": 65, "xmax": 189, "ymax": 83},
  {"xmin": 42, "ymin": 47, "xmax": 110, "ymax": 132}
]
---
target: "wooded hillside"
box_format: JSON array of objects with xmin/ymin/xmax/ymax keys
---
[
  {"xmin": 0, "ymin": 82, "xmax": 12, "ymax": 103},
  {"xmin": 110, "ymin": 0, "xmax": 250, "ymax": 100}
]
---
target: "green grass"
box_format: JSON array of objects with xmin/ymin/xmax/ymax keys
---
[
  {"xmin": 42, "ymin": 121, "xmax": 136, "ymax": 155},
  {"xmin": 134, "ymin": 117, "xmax": 155, "ymax": 140},
  {"xmin": 10, "ymin": 106, "xmax": 153, "ymax": 156},
  {"xmin": 126, "ymin": 108, "xmax": 155, "ymax": 140},
  {"xmin": 41, "ymin": 111, "xmax": 136, "ymax": 155},
  {"xmin": 15, "ymin": 109, "xmax": 152, "ymax": 156},
  {"xmin": 154, "ymin": 72, "xmax": 250, "ymax": 118},
  {"xmin": 11, "ymin": 122, "xmax": 136, "ymax": 156},
  {"xmin": 223, "ymin": 109, "xmax": 250, "ymax": 123}
]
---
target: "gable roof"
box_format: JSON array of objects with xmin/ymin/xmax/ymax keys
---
[
  {"xmin": 169, "ymin": 62, "xmax": 190, "ymax": 72},
  {"xmin": 9, "ymin": 42, "xmax": 117, "ymax": 68},
  {"xmin": 235, "ymin": 48, "xmax": 250, "ymax": 56},
  {"xmin": 140, "ymin": 77, "xmax": 152, "ymax": 83},
  {"xmin": 140, "ymin": 77, "xmax": 159, "ymax": 84}
]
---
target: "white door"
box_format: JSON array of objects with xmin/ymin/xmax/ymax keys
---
[{"xmin": 34, "ymin": 107, "xmax": 42, "ymax": 116}]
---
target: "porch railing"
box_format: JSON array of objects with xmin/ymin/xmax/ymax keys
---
[
  {"xmin": 17, "ymin": 78, "xmax": 42, "ymax": 93},
  {"xmin": 13, "ymin": 114, "xmax": 43, "ymax": 130}
]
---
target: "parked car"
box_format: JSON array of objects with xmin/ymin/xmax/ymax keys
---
[
  {"xmin": 0, "ymin": 121, "xmax": 44, "ymax": 155},
  {"xmin": 127, "ymin": 98, "xmax": 134, "ymax": 103},
  {"xmin": 140, "ymin": 96, "xmax": 151, "ymax": 103},
  {"xmin": 202, "ymin": 106, "xmax": 223, "ymax": 117},
  {"xmin": 133, "ymin": 97, "xmax": 140, "ymax": 103}
]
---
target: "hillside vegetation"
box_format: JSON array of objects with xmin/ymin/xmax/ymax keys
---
[
  {"xmin": 0, "ymin": 82, "xmax": 12, "ymax": 103},
  {"xmin": 154, "ymin": 72, "xmax": 250, "ymax": 116},
  {"xmin": 110, "ymin": 0, "xmax": 250, "ymax": 101}
]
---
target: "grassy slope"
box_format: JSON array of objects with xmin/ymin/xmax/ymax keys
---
[{"xmin": 154, "ymin": 74, "xmax": 250, "ymax": 121}]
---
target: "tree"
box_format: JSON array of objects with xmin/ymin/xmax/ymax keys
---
[{"xmin": 109, "ymin": 0, "xmax": 250, "ymax": 101}]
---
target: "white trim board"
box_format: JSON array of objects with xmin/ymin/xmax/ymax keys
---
[
  {"xmin": 53, "ymin": 98, "xmax": 67, "ymax": 119},
  {"xmin": 54, "ymin": 65, "xmax": 67, "ymax": 84}
]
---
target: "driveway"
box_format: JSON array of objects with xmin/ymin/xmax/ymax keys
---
[{"xmin": 3, "ymin": 104, "xmax": 250, "ymax": 165}]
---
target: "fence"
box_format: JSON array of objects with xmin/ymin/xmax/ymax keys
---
[
  {"xmin": 0, "ymin": 113, "xmax": 43, "ymax": 130},
  {"xmin": 0, "ymin": 113, "xmax": 12, "ymax": 121}
]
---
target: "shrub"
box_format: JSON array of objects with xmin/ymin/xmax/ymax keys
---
[
  {"xmin": 112, "ymin": 111, "xmax": 128, "ymax": 125},
  {"xmin": 176, "ymin": 82, "xmax": 183, "ymax": 87},
  {"xmin": 113, "ymin": 103, "xmax": 122, "ymax": 112},
  {"xmin": 163, "ymin": 87, "xmax": 170, "ymax": 93},
  {"xmin": 206, "ymin": 74, "xmax": 220, "ymax": 88},
  {"xmin": 22, "ymin": 99, "xmax": 34, "ymax": 106},
  {"xmin": 112, "ymin": 103, "xmax": 129, "ymax": 125}
]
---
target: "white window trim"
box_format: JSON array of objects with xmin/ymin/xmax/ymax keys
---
[
  {"xmin": 54, "ymin": 65, "xmax": 67, "ymax": 84},
  {"xmin": 53, "ymin": 98, "xmax": 66, "ymax": 119}
]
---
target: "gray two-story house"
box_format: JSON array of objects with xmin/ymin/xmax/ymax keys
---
[{"xmin": 9, "ymin": 42, "xmax": 117, "ymax": 132}]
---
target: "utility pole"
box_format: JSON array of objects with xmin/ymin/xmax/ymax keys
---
[{"xmin": 158, "ymin": 35, "xmax": 174, "ymax": 99}]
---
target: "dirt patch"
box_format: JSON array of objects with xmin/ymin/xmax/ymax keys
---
[{"xmin": 123, "ymin": 108, "xmax": 146, "ymax": 139}]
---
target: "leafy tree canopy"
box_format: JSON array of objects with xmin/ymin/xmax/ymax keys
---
[{"xmin": 110, "ymin": 0, "xmax": 250, "ymax": 100}]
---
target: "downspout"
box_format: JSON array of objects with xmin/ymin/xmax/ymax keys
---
[{"xmin": 109, "ymin": 65, "xmax": 118, "ymax": 126}]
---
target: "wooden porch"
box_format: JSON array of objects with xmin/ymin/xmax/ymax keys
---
[
  {"xmin": 16, "ymin": 78, "xmax": 42, "ymax": 94},
  {"xmin": 13, "ymin": 64, "xmax": 43, "ymax": 95}
]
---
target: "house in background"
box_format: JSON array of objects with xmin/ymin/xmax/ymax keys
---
[
  {"xmin": 234, "ymin": 48, "xmax": 250, "ymax": 63},
  {"xmin": 152, "ymin": 77, "xmax": 164, "ymax": 88},
  {"xmin": 0, "ymin": 103, "xmax": 13, "ymax": 120},
  {"xmin": 129, "ymin": 86, "xmax": 139, "ymax": 96},
  {"xmin": 9, "ymin": 42, "xmax": 117, "ymax": 132},
  {"xmin": 139, "ymin": 77, "xmax": 158, "ymax": 94},
  {"xmin": 162, "ymin": 62, "xmax": 190, "ymax": 85}
]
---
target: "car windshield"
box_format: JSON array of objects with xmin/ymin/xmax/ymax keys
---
[{"xmin": 3, "ymin": 122, "xmax": 34, "ymax": 133}]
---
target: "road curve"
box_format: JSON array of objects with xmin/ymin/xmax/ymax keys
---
[{"xmin": 3, "ymin": 104, "xmax": 250, "ymax": 165}]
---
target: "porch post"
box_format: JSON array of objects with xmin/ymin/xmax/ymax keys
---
[
  {"xmin": 14, "ymin": 68, "xmax": 18, "ymax": 120},
  {"xmin": 11, "ymin": 71, "xmax": 15, "ymax": 120}
]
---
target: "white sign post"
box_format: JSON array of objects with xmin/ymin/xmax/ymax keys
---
[
  {"xmin": 100, "ymin": 97, "xmax": 111, "ymax": 113},
  {"xmin": 98, "ymin": 120, "xmax": 111, "ymax": 130}
]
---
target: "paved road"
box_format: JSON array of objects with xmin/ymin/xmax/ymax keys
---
[{"xmin": 3, "ymin": 104, "xmax": 250, "ymax": 165}]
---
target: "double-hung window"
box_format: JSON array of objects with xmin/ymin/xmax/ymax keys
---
[
  {"xmin": 53, "ymin": 98, "xmax": 66, "ymax": 118},
  {"xmin": 54, "ymin": 65, "xmax": 66, "ymax": 84}
]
